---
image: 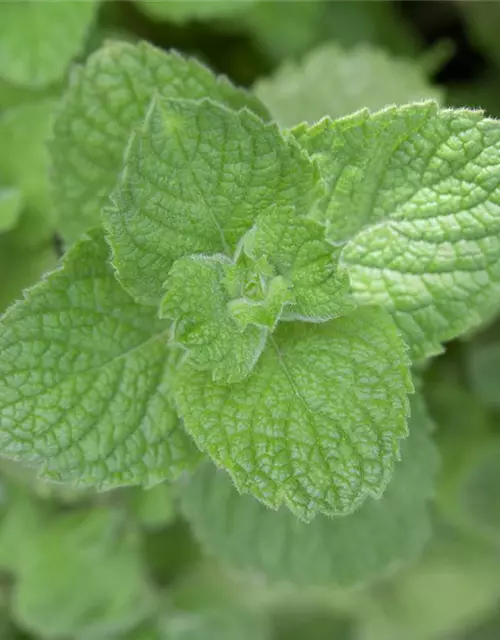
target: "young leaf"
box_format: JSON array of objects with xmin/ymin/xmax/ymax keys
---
[
  {"xmin": 0, "ymin": 100, "xmax": 57, "ymax": 244},
  {"xmin": 0, "ymin": 187, "xmax": 22, "ymax": 234},
  {"xmin": 51, "ymin": 41, "xmax": 270, "ymax": 244},
  {"xmin": 136, "ymin": 0, "xmax": 254, "ymax": 24},
  {"xmin": 255, "ymin": 43, "xmax": 442, "ymax": 128},
  {"xmin": 294, "ymin": 103, "xmax": 500, "ymax": 359},
  {"xmin": 175, "ymin": 307, "xmax": 412, "ymax": 521},
  {"xmin": 241, "ymin": 206, "xmax": 354, "ymax": 321},
  {"xmin": 181, "ymin": 395, "xmax": 437, "ymax": 587},
  {"xmin": 160, "ymin": 254, "xmax": 271, "ymax": 384},
  {"xmin": 0, "ymin": 1, "xmax": 98, "ymax": 88},
  {"xmin": 0, "ymin": 230, "xmax": 199, "ymax": 489},
  {"xmin": 106, "ymin": 97, "xmax": 320, "ymax": 306}
]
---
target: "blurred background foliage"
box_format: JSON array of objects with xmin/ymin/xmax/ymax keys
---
[{"xmin": 2, "ymin": 1, "xmax": 500, "ymax": 639}]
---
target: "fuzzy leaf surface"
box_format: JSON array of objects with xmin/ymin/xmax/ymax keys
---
[
  {"xmin": 181, "ymin": 395, "xmax": 438, "ymax": 587},
  {"xmin": 0, "ymin": 230, "xmax": 199, "ymax": 488},
  {"xmin": 51, "ymin": 41, "xmax": 270, "ymax": 243},
  {"xmin": 160, "ymin": 254, "xmax": 273, "ymax": 383},
  {"xmin": 107, "ymin": 97, "xmax": 320, "ymax": 305},
  {"xmin": 0, "ymin": 0, "xmax": 97, "ymax": 87},
  {"xmin": 175, "ymin": 307, "xmax": 412, "ymax": 521},
  {"xmin": 241, "ymin": 206, "xmax": 354, "ymax": 321},
  {"xmin": 294, "ymin": 103, "xmax": 500, "ymax": 358}
]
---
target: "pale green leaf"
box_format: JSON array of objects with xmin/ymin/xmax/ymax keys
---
[
  {"xmin": 241, "ymin": 206, "xmax": 354, "ymax": 321},
  {"xmin": 358, "ymin": 523, "xmax": 500, "ymax": 640},
  {"xmin": 294, "ymin": 103, "xmax": 500, "ymax": 359},
  {"xmin": 0, "ymin": 187, "xmax": 22, "ymax": 234},
  {"xmin": 0, "ymin": 100, "xmax": 57, "ymax": 243},
  {"xmin": 136, "ymin": 0, "xmax": 254, "ymax": 24},
  {"xmin": 256, "ymin": 43, "xmax": 442, "ymax": 128},
  {"xmin": 181, "ymin": 395, "xmax": 437, "ymax": 587},
  {"xmin": 51, "ymin": 41, "xmax": 270, "ymax": 244},
  {"xmin": 0, "ymin": 230, "xmax": 199, "ymax": 489},
  {"xmin": 175, "ymin": 307, "xmax": 412, "ymax": 521},
  {"xmin": 0, "ymin": 0, "xmax": 98, "ymax": 88},
  {"xmin": 160, "ymin": 254, "xmax": 271, "ymax": 384},
  {"xmin": 106, "ymin": 97, "xmax": 320, "ymax": 306},
  {"xmin": 11, "ymin": 508, "xmax": 155, "ymax": 639}
]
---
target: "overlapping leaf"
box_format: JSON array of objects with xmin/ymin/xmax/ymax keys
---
[
  {"xmin": 0, "ymin": 230, "xmax": 199, "ymax": 488},
  {"xmin": 181, "ymin": 395, "xmax": 437, "ymax": 586},
  {"xmin": 160, "ymin": 254, "xmax": 273, "ymax": 384},
  {"xmin": 294, "ymin": 103, "xmax": 500, "ymax": 359},
  {"xmin": 51, "ymin": 41, "xmax": 270, "ymax": 243},
  {"xmin": 176, "ymin": 307, "xmax": 412, "ymax": 521},
  {"xmin": 241, "ymin": 206, "xmax": 354, "ymax": 321},
  {"xmin": 106, "ymin": 97, "xmax": 320, "ymax": 305}
]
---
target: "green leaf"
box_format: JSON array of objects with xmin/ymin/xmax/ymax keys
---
[
  {"xmin": 175, "ymin": 306, "xmax": 412, "ymax": 521},
  {"xmin": 256, "ymin": 43, "xmax": 442, "ymax": 128},
  {"xmin": 51, "ymin": 41, "xmax": 270, "ymax": 244},
  {"xmin": 11, "ymin": 508, "xmax": 155, "ymax": 639},
  {"xmin": 241, "ymin": 206, "xmax": 354, "ymax": 321},
  {"xmin": 106, "ymin": 97, "xmax": 320, "ymax": 306},
  {"xmin": 294, "ymin": 103, "xmax": 500, "ymax": 359},
  {"xmin": 0, "ymin": 100, "xmax": 57, "ymax": 243},
  {"xmin": 0, "ymin": 0, "xmax": 98, "ymax": 88},
  {"xmin": 0, "ymin": 230, "xmax": 199, "ymax": 489},
  {"xmin": 181, "ymin": 395, "xmax": 437, "ymax": 586},
  {"xmin": 357, "ymin": 522, "xmax": 500, "ymax": 640},
  {"xmin": 0, "ymin": 187, "xmax": 22, "ymax": 234},
  {"xmin": 136, "ymin": 0, "xmax": 254, "ymax": 24},
  {"xmin": 160, "ymin": 254, "xmax": 272, "ymax": 384}
]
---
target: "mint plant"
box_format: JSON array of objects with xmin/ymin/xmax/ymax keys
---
[
  {"xmin": 2, "ymin": 39, "xmax": 500, "ymax": 531},
  {"xmin": 3, "ymin": 3, "xmax": 500, "ymax": 632}
]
